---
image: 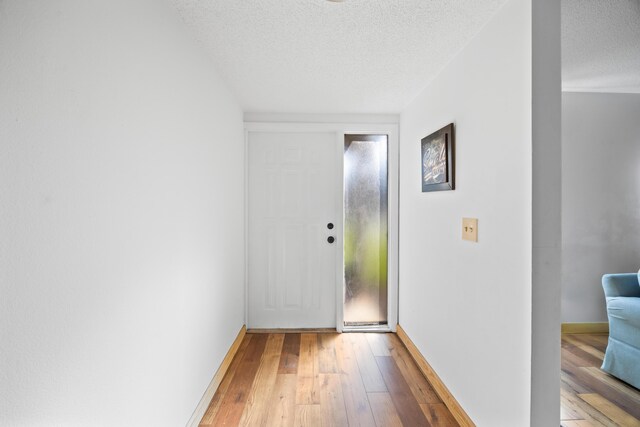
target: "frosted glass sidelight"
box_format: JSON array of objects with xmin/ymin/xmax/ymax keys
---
[{"xmin": 343, "ymin": 135, "xmax": 388, "ymax": 326}]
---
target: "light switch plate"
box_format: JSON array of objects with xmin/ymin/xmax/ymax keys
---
[{"xmin": 462, "ymin": 218, "xmax": 478, "ymax": 242}]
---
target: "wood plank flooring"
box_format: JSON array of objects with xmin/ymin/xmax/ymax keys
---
[
  {"xmin": 200, "ymin": 332, "xmax": 459, "ymax": 426},
  {"xmin": 561, "ymin": 333, "xmax": 640, "ymax": 427}
]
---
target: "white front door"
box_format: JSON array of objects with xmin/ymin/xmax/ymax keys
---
[{"xmin": 248, "ymin": 132, "xmax": 338, "ymax": 329}]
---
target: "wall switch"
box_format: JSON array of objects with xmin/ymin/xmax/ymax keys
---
[{"xmin": 462, "ymin": 218, "xmax": 478, "ymax": 242}]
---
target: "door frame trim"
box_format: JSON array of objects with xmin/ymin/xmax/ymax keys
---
[{"xmin": 244, "ymin": 121, "xmax": 399, "ymax": 332}]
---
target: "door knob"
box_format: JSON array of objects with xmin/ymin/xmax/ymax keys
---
[{"xmin": 327, "ymin": 236, "xmax": 335, "ymax": 244}]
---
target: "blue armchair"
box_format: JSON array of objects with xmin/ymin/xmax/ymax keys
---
[{"xmin": 602, "ymin": 273, "xmax": 640, "ymax": 389}]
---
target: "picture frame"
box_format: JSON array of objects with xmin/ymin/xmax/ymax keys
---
[{"xmin": 421, "ymin": 123, "xmax": 455, "ymax": 192}]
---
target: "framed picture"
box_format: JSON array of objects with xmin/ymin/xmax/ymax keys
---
[{"xmin": 421, "ymin": 123, "xmax": 455, "ymax": 192}]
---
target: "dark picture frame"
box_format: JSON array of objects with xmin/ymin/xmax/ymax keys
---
[{"xmin": 421, "ymin": 123, "xmax": 455, "ymax": 192}]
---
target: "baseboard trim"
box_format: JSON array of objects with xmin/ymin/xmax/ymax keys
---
[
  {"xmin": 186, "ymin": 325, "xmax": 247, "ymax": 427},
  {"xmin": 561, "ymin": 322, "xmax": 609, "ymax": 334},
  {"xmin": 396, "ymin": 324, "xmax": 475, "ymax": 427}
]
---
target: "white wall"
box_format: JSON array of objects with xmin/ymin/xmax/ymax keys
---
[
  {"xmin": 399, "ymin": 0, "xmax": 538, "ymax": 424},
  {"xmin": 0, "ymin": 1, "xmax": 245, "ymax": 426},
  {"xmin": 562, "ymin": 92, "xmax": 640, "ymax": 322}
]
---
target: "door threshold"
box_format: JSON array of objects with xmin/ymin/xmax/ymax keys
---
[
  {"xmin": 247, "ymin": 328, "xmax": 338, "ymax": 334},
  {"xmin": 342, "ymin": 324, "xmax": 391, "ymax": 333}
]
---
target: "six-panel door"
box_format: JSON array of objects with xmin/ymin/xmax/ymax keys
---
[{"xmin": 248, "ymin": 132, "xmax": 338, "ymax": 328}]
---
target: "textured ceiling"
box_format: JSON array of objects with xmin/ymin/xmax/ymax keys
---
[
  {"xmin": 562, "ymin": 0, "xmax": 640, "ymax": 93},
  {"xmin": 170, "ymin": 0, "xmax": 506, "ymax": 114}
]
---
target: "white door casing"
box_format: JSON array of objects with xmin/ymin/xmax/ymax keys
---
[{"xmin": 248, "ymin": 131, "xmax": 338, "ymax": 328}]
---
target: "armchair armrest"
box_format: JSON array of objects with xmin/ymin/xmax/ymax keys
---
[{"xmin": 602, "ymin": 273, "xmax": 640, "ymax": 298}]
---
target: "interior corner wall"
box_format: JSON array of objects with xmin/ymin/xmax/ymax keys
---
[
  {"xmin": 562, "ymin": 92, "xmax": 640, "ymax": 322},
  {"xmin": 398, "ymin": 0, "xmax": 533, "ymax": 424},
  {"xmin": 0, "ymin": 1, "xmax": 245, "ymax": 426}
]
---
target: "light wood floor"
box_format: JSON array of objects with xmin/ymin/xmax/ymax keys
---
[
  {"xmin": 199, "ymin": 332, "xmax": 458, "ymax": 426},
  {"xmin": 561, "ymin": 333, "xmax": 640, "ymax": 426}
]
